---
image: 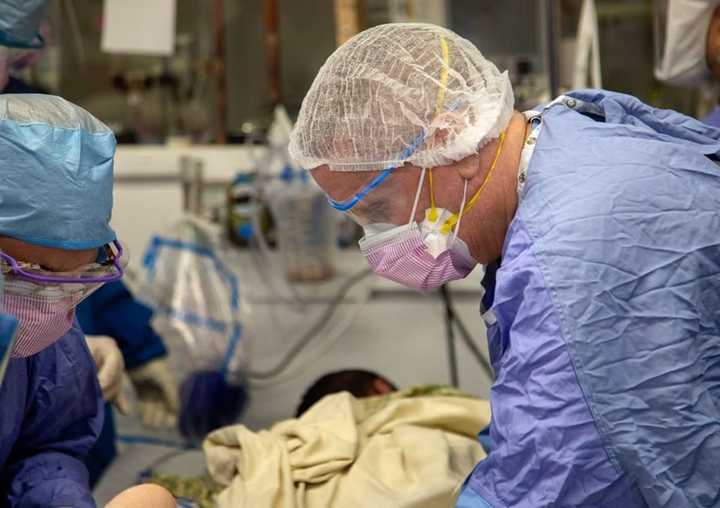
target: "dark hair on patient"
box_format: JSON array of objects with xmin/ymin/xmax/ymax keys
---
[{"xmin": 295, "ymin": 369, "xmax": 397, "ymax": 417}]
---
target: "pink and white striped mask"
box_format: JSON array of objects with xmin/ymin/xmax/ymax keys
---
[
  {"xmin": 3, "ymin": 281, "xmax": 98, "ymax": 358},
  {"xmin": 358, "ymin": 170, "xmax": 477, "ymax": 291},
  {"xmin": 359, "ymin": 222, "xmax": 476, "ymax": 291}
]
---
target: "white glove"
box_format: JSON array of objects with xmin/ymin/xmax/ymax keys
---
[
  {"xmin": 128, "ymin": 358, "xmax": 179, "ymax": 428},
  {"xmin": 85, "ymin": 335, "xmax": 130, "ymax": 414}
]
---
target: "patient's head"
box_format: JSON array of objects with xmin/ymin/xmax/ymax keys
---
[{"xmin": 296, "ymin": 369, "xmax": 398, "ymax": 416}]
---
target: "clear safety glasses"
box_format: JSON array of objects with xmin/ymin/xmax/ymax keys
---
[
  {"xmin": 328, "ymin": 130, "xmax": 426, "ymax": 212},
  {"xmin": 0, "ymin": 240, "xmax": 126, "ymax": 285},
  {"xmin": 328, "ymin": 35, "xmax": 458, "ymax": 213}
]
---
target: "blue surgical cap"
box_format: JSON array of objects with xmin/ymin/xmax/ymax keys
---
[
  {"xmin": 0, "ymin": 0, "xmax": 48, "ymax": 49},
  {"xmin": 0, "ymin": 94, "xmax": 117, "ymax": 250}
]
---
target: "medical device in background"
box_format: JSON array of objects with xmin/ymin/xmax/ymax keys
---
[
  {"xmin": 139, "ymin": 217, "xmax": 250, "ymax": 442},
  {"xmin": 226, "ymin": 171, "xmax": 274, "ymax": 248},
  {"xmin": 267, "ymin": 168, "xmax": 336, "ymax": 283},
  {"xmin": 244, "ymin": 105, "xmax": 338, "ymax": 284},
  {"xmin": 140, "ymin": 107, "xmax": 372, "ymax": 390},
  {"xmin": 225, "ymin": 165, "xmax": 339, "ymax": 283}
]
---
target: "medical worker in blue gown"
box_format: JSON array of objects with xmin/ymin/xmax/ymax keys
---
[
  {"xmin": 290, "ymin": 24, "xmax": 720, "ymax": 508},
  {"xmin": 655, "ymin": 0, "xmax": 720, "ymax": 127},
  {"xmin": 0, "ymin": 93, "xmax": 122, "ymax": 507},
  {"xmin": 0, "ymin": 1, "xmax": 180, "ymax": 487}
]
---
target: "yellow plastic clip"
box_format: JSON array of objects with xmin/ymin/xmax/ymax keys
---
[{"xmin": 440, "ymin": 213, "xmax": 458, "ymax": 235}]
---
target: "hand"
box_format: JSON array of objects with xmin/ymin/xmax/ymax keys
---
[
  {"xmin": 129, "ymin": 358, "xmax": 179, "ymax": 428},
  {"xmin": 85, "ymin": 335, "xmax": 131, "ymax": 414}
]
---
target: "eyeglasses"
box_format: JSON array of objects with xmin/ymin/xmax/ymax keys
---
[{"xmin": 0, "ymin": 240, "xmax": 126, "ymax": 284}]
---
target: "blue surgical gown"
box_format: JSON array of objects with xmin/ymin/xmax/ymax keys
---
[
  {"xmin": 702, "ymin": 105, "xmax": 720, "ymax": 128},
  {"xmin": 0, "ymin": 319, "xmax": 102, "ymax": 507},
  {"xmin": 458, "ymin": 90, "xmax": 720, "ymax": 507},
  {"xmin": 76, "ymin": 280, "xmax": 167, "ymax": 370}
]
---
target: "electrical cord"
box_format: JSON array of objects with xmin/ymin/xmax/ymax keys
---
[
  {"xmin": 248, "ymin": 285, "xmax": 369, "ymax": 388},
  {"xmin": 247, "ymin": 267, "xmax": 371, "ymax": 380}
]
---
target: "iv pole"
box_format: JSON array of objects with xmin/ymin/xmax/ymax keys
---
[{"xmin": 439, "ymin": 285, "xmax": 494, "ymax": 388}]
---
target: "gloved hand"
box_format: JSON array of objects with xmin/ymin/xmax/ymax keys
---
[
  {"xmin": 129, "ymin": 358, "xmax": 179, "ymax": 428},
  {"xmin": 86, "ymin": 335, "xmax": 130, "ymax": 414}
]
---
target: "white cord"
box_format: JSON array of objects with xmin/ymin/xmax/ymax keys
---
[
  {"xmin": 452, "ymin": 179, "xmax": 469, "ymax": 244},
  {"xmin": 64, "ymin": 0, "xmax": 87, "ymax": 67},
  {"xmin": 249, "ymin": 301, "xmax": 367, "ymax": 388},
  {"xmin": 248, "ymin": 274, "xmax": 372, "ymax": 387},
  {"xmin": 408, "ymin": 168, "xmax": 427, "ymax": 226}
]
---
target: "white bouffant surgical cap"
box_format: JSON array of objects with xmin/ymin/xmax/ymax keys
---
[{"xmin": 289, "ymin": 23, "xmax": 514, "ymax": 172}]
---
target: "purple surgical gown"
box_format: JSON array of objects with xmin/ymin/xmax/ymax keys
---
[
  {"xmin": 0, "ymin": 320, "xmax": 102, "ymax": 507},
  {"xmin": 457, "ymin": 90, "xmax": 720, "ymax": 507}
]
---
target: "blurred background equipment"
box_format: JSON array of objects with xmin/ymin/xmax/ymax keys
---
[
  {"xmin": 101, "ymin": 0, "xmax": 177, "ymax": 57},
  {"xmin": 653, "ymin": 0, "xmax": 720, "ymax": 123},
  {"xmin": 13, "ymin": 0, "xmax": 699, "ymax": 144},
  {"xmin": 267, "ymin": 169, "xmax": 337, "ymax": 283},
  {"xmin": 139, "ymin": 217, "xmax": 250, "ymax": 442}
]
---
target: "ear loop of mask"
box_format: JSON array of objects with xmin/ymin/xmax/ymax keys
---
[
  {"xmin": 408, "ymin": 167, "xmax": 427, "ymax": 227},
  {"xmin": 451, "ymin": 179, "xmax": 469, "ymax": 244}
]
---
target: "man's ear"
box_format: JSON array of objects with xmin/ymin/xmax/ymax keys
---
[{"xmin": 454, "ymin": 152, "xmax": 481, "ymax": 180}]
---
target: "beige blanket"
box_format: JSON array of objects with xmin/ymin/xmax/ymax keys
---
[{"xmin": 204, "ymin": 390, "xmax": 490, "ymax": 508}]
